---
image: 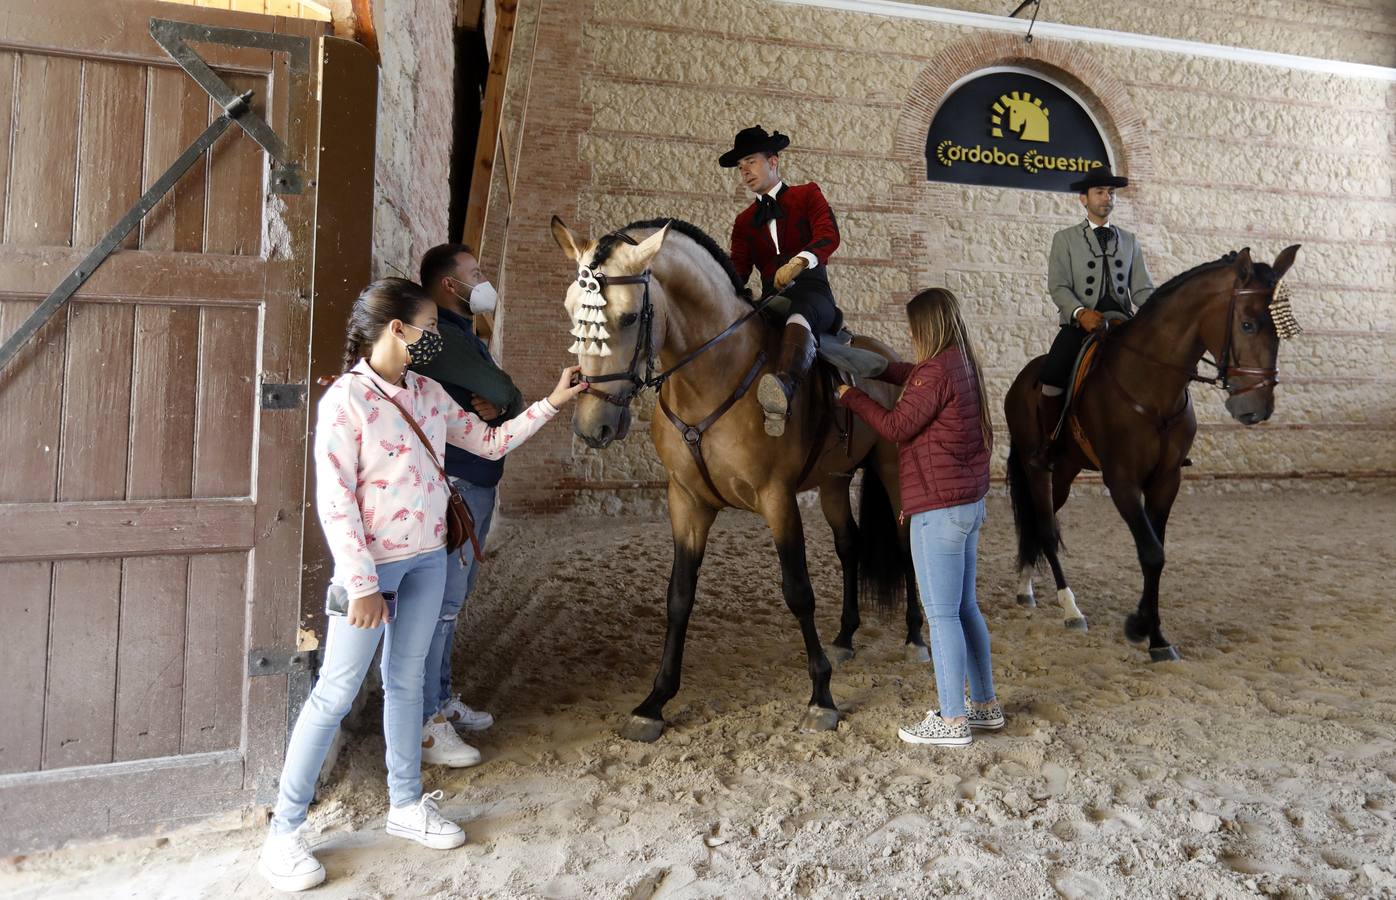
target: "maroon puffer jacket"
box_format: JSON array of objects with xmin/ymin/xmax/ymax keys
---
[{"xmin": 838, "ymin": 347, "xmax": 990, "ymax": 519}]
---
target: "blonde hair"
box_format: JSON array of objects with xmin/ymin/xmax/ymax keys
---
[{"xmin": 905, "ymin": 288, "xmax": 993, "ymax": 450}]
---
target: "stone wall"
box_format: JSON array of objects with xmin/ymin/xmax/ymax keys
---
[{"xmin": 489, "ymin": 0, "xmax": 1396, "ymax": 512}]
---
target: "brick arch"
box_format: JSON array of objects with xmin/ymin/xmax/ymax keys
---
[{"xmin": 892, "ymin": 33, "xmax": 1155, "ymax": 186}]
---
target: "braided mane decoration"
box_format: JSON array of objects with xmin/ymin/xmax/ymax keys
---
[{"xmin": 1270, "ymin": 278, "xmax": 1302, "ymax": 340}]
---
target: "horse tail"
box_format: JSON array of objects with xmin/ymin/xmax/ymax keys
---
[
  {"xmin": 857, "ymin": 463, "xmax": 905, "ymax": 617},
  {"xmin": 1006, "ymin": 441, "xmax": 1053, "ymax": 570}
]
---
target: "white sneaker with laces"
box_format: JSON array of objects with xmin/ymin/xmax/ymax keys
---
[
  {"xmin": 897, "ymin": 709, "xmax": 972, "ymax": 746},
  {"xmin": 258, "ymin": 827, "xmax": 326, "ymax": 892},
  {"xmin": 420, "ymin": 713, "xmax": 482, "ymax": 768},
  {"xmin": 966, "ymin": 697, "xmax": 1005, "ymax": 730},
  {"xmin": 386, "ymin": 789, "xmax": 467, "ymax": 850},
  {"xmin": 440, "ymin": 694, "xmax": 494, "ymax": 732}
]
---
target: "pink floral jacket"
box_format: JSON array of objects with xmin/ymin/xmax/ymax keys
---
[{"xmin": 315, "ymin": 359, "xmax": 558, "ymax": 598}]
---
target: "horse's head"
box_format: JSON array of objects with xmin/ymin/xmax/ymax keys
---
[
  {"xmin": 551, "ymin": 216, "xmax": 671, "ymax": 449},
  {"xmin": 1201, "ymin": 244, "xmax": 1301, "ymax": 425}
]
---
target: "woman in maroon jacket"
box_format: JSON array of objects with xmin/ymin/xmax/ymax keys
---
[{"xmin": 837, "ymin": 288, "xmax": 1002, "ymax": 747}]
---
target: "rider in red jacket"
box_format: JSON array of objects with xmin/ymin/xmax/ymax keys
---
[{"xmin": 722, "ymin": 126, "xmax": 842, "ymax": 437}]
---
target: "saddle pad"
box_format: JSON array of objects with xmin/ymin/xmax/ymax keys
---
[{"xmin": 818, "ymin": 337, "xmax": 888, "ymax": 378}]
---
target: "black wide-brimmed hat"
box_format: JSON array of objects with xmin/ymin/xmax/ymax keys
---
[
  {"xmin": 718, "ymin": 126, "xmax": 790, "ymax": 168},
  {"xmin": 1069, "ymin": 165, "xmax": 1129, "ymax": 193}
]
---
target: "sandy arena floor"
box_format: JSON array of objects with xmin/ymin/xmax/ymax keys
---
[{"xmin": 4, "ymin": 485, "xmax": 1395, "ymax": 899}]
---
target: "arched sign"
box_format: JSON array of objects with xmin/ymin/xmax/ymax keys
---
[{"xmin": 925, "ymin": 68, "xmax": 1113, "ymax": 192}]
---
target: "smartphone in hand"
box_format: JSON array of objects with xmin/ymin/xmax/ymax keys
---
[{"xmin": 326, "ymin": 585, "xmax": 397, "ymax": 622}]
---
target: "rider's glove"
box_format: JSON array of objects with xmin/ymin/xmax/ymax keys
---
[{"xmin": 774, "ymin": 257, "xmax": 807, "ymax": 291}]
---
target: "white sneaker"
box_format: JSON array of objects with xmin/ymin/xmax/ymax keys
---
[
  {"xmin": 897, "ymin": 709, "xmax": 973, "ymax": 746},
  {"xmin": 440, "ymin": 694, "xmax": 494, "ymax": 732},
  {"xmin": 386, "ymin": 789, "xmax": 467, "ymax": 850},
  {"xmin": 421, "ymin": 714, "xmax": 482, "ymax": 768},
  {"xmin": 258, "ymin": 827, "xmax": 326, "ymax": 892},
  {"xmin": 966, "ymin": 697, "xmax": 1005, "ymax": 730}
]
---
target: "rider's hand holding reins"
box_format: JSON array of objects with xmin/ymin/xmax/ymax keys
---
[
  {"xmin": 1076, "ymin": 308, "xmax": 1107, "ymax": 332},
  {"xmin": 548, "ymin": 365, "xmax": 587, "ymax": 407},
  {"xmin": 774, "ymin": 256, "xmax": 807, "ymax": 290}
]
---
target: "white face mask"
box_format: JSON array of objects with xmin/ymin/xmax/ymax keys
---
[{"xmin": 469, "ymin": 281, "xmax": 498, "ymax": 315}]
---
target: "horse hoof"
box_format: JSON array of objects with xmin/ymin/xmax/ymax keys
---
[
  {"xmin": 830, "ymin": 646, "xmax": 856, "ymax": 666},
  {"xmin": 905, "ymin": 643, "xmax": 931, "ymax": 663},
  {"xmin": 1016, "ymin": 593, "xmax": 1036, "ymax": 608},
  {"xmin": 1064, "ymin": 617, "xmax": 1088, "ymax": 632},
  {"xmin": 619, "ymin": 715, "xmax": 665, "ymax": 743},
  {"xmin": 799, "ymin": 705, "xmax": 840, "ymax": 733},
  {"xmin": 1123, "ymin": 614, "xmax": 1149, "ymax": 645},
  {"xmin": 1149, "ymin": 645, "xmax": 1182, "ymax": 663}
]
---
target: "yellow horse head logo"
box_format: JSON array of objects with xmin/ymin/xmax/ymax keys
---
[{"xmin": 991, "ymin": 92, "xmax": 1050, "ymax": 143}]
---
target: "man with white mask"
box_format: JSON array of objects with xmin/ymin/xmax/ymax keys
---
[{"xmin": 411, "ymin": 242, "xmax": 523, "ymax": 766}]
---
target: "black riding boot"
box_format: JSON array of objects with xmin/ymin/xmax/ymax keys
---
[
  {"xmin": 1034, "ymin": 390, "xmax": 1066, "ymax": 470},
  {"xmin": 757, "ymin": 323, "xmax": 817, "ymax": 437}
]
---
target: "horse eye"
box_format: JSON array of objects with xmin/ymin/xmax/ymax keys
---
[
  {"xmin": 1240, "ymin": 320, "xmax": 1258, "ymax": 335},
  {"xmin": 618, "ymin": 312, "xmax": 639, "ymax": 328}
]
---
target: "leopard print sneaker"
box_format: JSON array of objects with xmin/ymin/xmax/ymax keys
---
[
  {"xmin": 965, "ymin": 697, "xmax": 1005, "ymax": 730},
  {"xmin": 897, "ymin": 710, "xmax": 972, "ymax": 746}
]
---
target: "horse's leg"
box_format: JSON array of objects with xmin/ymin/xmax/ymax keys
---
[
  {"xmin": 820, "ymin": 479, "xmax": 859, "ymax": 664},
  {"xmin": 621, "ymin": 482, "xmax": 719, "ymax": 742},
  {"xmin": 1132, "ymin": 467, "xmax": 1183, "ymax": 662},
  {"xmin": 873, "ymin": 452, "xmax": 928, "ymax": 661},
  {"xmin": 1049, "ymin": 460, "xmax": 1088, "ymax": 631},
  {"xmin": 1103, "ymin": 472, "xmax": 1171, "ymax": 662},
  {"xmin": 762, "ymin": 492, "xmax": 839, "ymax": 732}
]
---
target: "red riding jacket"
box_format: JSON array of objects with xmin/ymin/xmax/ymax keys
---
[
  {"xmin": 729, "ymin": 182, "xmax": 840, "ymax": 291},
  {"xmin": 838, "ymin": 347, "xmax": 991, "ymax": 519}
]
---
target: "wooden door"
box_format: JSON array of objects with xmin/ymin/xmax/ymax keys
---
[{"xmin": 0, "ymin": 0, "xmax": 372, "ymax": 852}]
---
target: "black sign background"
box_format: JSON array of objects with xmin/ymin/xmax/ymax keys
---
[{"xmin": 925, "ymin": 70, "xmax": 1112, "ymax": 192}]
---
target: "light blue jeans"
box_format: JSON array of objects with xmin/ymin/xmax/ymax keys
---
[
  {"xmin": 909, "ymin": 498, "xmax": 995, "ymax": 719},
  {"xmin": 421, "ymin": 479, "xmax": 497, "ymax": 723},
  {"xmin": 271, "ymin": 548, "xmax": 447, "ymax": 834}
]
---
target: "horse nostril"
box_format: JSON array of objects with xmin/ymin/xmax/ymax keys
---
[{"xmin": 596, "ymin": 425, "xmax": 613, "ymax": 444}]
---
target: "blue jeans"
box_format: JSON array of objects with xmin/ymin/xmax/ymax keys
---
[
  {"xmin": 909, "ymin": 499, "xmax": 994, "ymax": 719},
  {"xmin": 421, "ymin": 479, "xmax": 497, "ymax": 722},
  {"xmin": 271, "ymin": 548, "xmax": 447, "ymax": 834}
]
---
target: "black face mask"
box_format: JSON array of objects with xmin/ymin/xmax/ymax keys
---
[{"xmin": 404, "ymin": 326, "xmax": 444, "ymax": 367}]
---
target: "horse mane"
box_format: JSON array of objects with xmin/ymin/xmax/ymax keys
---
[
  {"xmin": 590, "ymin": 217, "xmax": 754, "ymax": 303},
  {"xmin": 1141, "ymin": 250, "xmax": 1279, "ymax": 310}
]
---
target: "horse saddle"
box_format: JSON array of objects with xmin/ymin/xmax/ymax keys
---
[{"xmin": 760, "ymin": 294, "xmax": 887, "ymax": 379}]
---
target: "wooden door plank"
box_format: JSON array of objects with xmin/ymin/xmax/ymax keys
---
[
  {"xmin": 0, "ymin": 52, "xmax": 17, "ymax": 243},
  {"xmin": 182, "ymin": 553, "xmax": 249, "ymax": 753},
  {"xmin": 204, "ymin": 72, "xmax": 267, "ymax": 256},
  {"xmin": 114, "ymin": 555, "xmax": 189, "ymax": 762},
  {"xmin": 57, "ymin": 303, "xmax": 135, "ymax": 502},
  {"xmin": 5, "ymin": 54, "xmax": 80, "ymax": 247},
  {"xmin": 127, "ymin": 305, "xmax": 200, "ymax": 500},
  {"xmin": 0, "ymin": 298, "xmax": 66, "ymax": 502},
  {"xmin": 141, "ymin": 67, "xmax": 210, "ymax": 254},
  {"xmin": 75, "ymin": 62, "xmax": 147, "ymax": 250},
  {"xmin": 461, "ymin": 2, "xmax": 518, "ymax": 252},
  {"xmin": 193, "ymin": 307, "xmax": 258, "ymax": 498},
  {"xmin": 0, "ymin": 498, "xmax": 256, "ymax": 560},
  {"xmin": 43, "ymin": 559, "xmax": 121, "ymax": 770},
  {"xmin": 0, "ymin": 561, "xmax": 53, "ymax": 774}
]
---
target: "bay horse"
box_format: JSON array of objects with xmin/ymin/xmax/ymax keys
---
[
  {"xmin": 550, "ymin": 216, "xmax": 927, "ymax": 742},
  {"xmin": 1004, "ymin": 245, "xmax": 1301, "ymax": 661}
]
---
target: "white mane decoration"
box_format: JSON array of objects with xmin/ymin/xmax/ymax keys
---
[
  {"xmin": 568, "ymin": 265, "xmax": 613, "ymax": 357},
  {"xmin": 1270, "ymin": 277, "xmax": 1302, "ymax": 340}
]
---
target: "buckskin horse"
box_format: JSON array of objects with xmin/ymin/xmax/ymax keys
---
[
  {"xmin": 551, "ymin": 216, "xmax": 927, "ymax": 741},
  {"xmin": 1004, "ymin": 245, "xmax": 1301, "ymax": 661}
]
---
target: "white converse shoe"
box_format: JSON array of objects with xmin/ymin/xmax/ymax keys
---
[
  {"xmin": 439, "ymin": 694, "xmax": 494, "ymax": 732},
  {"xmin": 258, "ymin": 827, "xmax": 326, "ymax": 892},
  {"xmin": 966, "ymin": 697, "xmax": 1005, "ymax": 730},
  {"xmin": 421, "ymin": 714, "xmax": 482, "ymax": 768},
  {"xmin": 898, "ymin": 709, "xmax": 972, "ymax": 746},
  {"xmin": 386, "ymin": 790, "xmax": 467, "ymax": 850}
]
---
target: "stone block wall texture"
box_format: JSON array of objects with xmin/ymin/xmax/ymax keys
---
[{"xmin": 485, "ymin": 0, "xmax": 1396, "ymax": 512}]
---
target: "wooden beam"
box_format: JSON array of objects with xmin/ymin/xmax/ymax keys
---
[
  {"xmin": 460, "ymin": 0, "xmax": 516, "ymax": 254},
  {"xmin": 457, "ymin": 0, "xmax": 486, "ymax": 29},
  {"xmin": 0, "ymin": 498, "xmax": 257, "ymax": 561}
]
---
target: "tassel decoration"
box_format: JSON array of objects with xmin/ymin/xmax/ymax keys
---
[{"xmin": 567, "ymin": 339, "xmax": 585, "ymax": 355}]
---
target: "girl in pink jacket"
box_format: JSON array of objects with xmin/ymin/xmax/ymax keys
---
[{"xmin": 259, "ymin": 278, "xmax": 584, "ymax": 892}]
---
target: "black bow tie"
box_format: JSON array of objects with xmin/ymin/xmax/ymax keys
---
[
  {"xmin": 754, "ymin": 194, "xmax": 784, "ymax": 227},
  {"xmin": 1093, "ymin": 225, "xmax": 1112, "ymax": 251}
]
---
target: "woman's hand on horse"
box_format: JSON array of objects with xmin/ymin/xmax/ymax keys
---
[
  {"xmin": 548, "ymin": 365, "xmax": 587, "ymax": 407},
  {"xmin": 835, "ymin": 384, "xmax": 851, "ymax": 399},
  {"xmin": 348, "ymin": 592, "xmax": 390, "ymax": 629},
  {"xmin": 1077, "ymin": 308, "xmax": 1106, "ymax": 332},
  {"xmin": 774, "ymin": 257, "xmax": 807, "ymax": 290}
]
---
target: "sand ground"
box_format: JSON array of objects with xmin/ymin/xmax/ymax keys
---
[{"xmin": 4, "ymin": 485, "xmax": 1395, "ymax": 899}]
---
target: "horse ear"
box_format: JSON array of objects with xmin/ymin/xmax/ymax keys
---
[
  {"xmin": 626, "ymin": 221, "xmax": 672, "ymax": 270},
  {"xmin": 1233, "ymin": 247, "xmax": 1253, "ymax": 284},
  {"xmin": 551, "ymin": 215, "xmax": 584, "ymax": 262},
  {"xmin": 1272, "ymin": 244, "xmax": 1301, "ymax": 279}
]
